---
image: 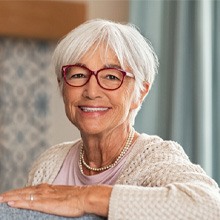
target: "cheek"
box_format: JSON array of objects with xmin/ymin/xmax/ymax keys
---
[
  {"xmin": 62, "ymin": 88, "xmax": 75, "ymax": 116},
  {"xmin": 124, "ymin": 84, "xmax": 136, "ymax": 107},
  {"xmin": 62, "ymin": 86, "xmax": 74, "ymax": 105},
  {"xmin": 115, "ymin": 87, "xmax": 135, "ymax": 115},
  {"xmin": 125, "ymin": 83, "xmax": 141, "ymax": 110},
  {"xmin": 63, "ymin": 90, "xmax": 70, "ymax": 104}
]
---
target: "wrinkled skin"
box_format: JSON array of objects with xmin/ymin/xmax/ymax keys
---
[{"xmin": 0, "ymin": 183, "xmax": 112, "ymax": 218}]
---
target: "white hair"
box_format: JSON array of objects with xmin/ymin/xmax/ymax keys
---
[{"xmin": 52, "ymin": 19, "xmax": 159, "ymax": 125}]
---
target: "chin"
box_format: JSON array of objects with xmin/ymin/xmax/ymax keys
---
[{"xmin": 78, "ymin": 125, "xmax": 104, "ymax": 135}]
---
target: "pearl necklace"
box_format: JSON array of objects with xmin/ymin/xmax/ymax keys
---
[{"xmin": 79, "ymin": 128, "xmax": 135, "ymax": 173}]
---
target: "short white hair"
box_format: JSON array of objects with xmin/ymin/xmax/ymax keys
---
[{"xmin": 52, "ymin": 19, "xmax": 159, "ymax": 125}]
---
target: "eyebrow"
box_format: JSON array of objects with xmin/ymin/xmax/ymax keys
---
[
  {"xmin": 74, "ymin": 62, "xmax": 134, "ymax": 78},
  {"xmin": 106, "ymin": 64, "xmax": 122, "ymax": 69},
  {"xmin": 74, "ymin": 62, "xmax": 122, "ymax": 70}
]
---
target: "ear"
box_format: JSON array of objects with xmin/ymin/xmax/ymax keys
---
[{"xmin": 130, "ymin": 82, "xmax": 150, "ymax": 110}]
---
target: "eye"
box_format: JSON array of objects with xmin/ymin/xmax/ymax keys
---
[
  {"xmin": 100, "ymin": 69, "xmax": 123, "ymax": 82},
  {"xmin": 105, "ymin": 74, "xmax": 120, "ymax": 81},
  {"xmin": 66, "ymin": 73, "xmax": 87, "ymax": 80},
  {"xmin": 65, "ymin": 65, "xmax": 89, "ymax": 80},
  {"xmin": 70, "ymin": 73, "xmax": 86, "ymax": 79}
]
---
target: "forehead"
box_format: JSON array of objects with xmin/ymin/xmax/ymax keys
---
[{"xmin": 79, "ymin": 43, "xmax": 121, "ymax": 66}]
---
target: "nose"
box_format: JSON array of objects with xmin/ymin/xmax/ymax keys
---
[{"xmin": 82, "ymin": 74, "xmax": 101, "ymax": 99}]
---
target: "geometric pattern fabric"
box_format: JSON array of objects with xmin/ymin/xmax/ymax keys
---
[{"xmin": 0, "ymin": 37, "xmax": 55, "ymax": 192}]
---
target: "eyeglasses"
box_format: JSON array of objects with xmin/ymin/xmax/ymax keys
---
[{"xmin": 62, "ymin": 64, "xmax": 134, "ymax": 90}]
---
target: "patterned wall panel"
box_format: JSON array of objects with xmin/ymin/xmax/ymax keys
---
[{"xmin": 0, "ymin": 37, "xmax": 56, "ymax": 192}]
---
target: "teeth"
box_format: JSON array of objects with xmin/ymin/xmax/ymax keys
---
[{"xmin": 80, "ymin": 107, "xmax": 108, "ymax": 112}]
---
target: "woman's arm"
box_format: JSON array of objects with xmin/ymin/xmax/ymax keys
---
[
  {"xmin": 109, "ymin": 183, "xmax": 220, "ymax": 220},
  {"xmin": 107, "ymin": 138, "xmax": 220, "ymax": 220},
  {"xmin": 0, "ymin": 184, "xmax": 112, "ymax": 218},
  {"xmin": 1, "ymin": 179, "xmax": 220, "ymax": 220}
]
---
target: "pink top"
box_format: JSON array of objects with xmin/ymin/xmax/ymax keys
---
[{"xmin": 53, "ymin": 142, "xmax": 133, "ymax": 186}]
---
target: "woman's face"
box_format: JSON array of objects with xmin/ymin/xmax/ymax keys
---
[{"xmin": 62, "ymin": 45, "xmax": 138, "ymax": 135}]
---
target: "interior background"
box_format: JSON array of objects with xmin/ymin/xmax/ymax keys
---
[
  {"xmin": 0, "ymin": 0, "xmax": 128, "ymax": 193},
  {"xmin": 0, "ymin": 0, "xmax": 219, "ymax": 193}
]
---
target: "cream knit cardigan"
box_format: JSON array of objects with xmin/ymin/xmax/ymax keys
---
[{"xmin": 27, "ymin": 134, "xmax": 220, "ymax": 220}]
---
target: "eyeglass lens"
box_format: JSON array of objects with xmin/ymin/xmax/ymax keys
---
[{"xmin": 64, "ymin": 66, "xmax": 124, "ymax": 90}]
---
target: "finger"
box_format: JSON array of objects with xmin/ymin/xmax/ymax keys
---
[
  {"xmin": 0, "ymin": 184, "xmax": 51, "ymax": 202},
  {"xmin": 0, "ymin": 190, "xmax": 36, "ymax": 202},
  {"xmin": 0, "ymin": 186, "xmax": 34, "ymax": 199},
  {"xmin": 0, "ymin": 193, "xmax": 24, "ymax": 202},
  {"xmin": 3, "ymin": 185, "xmax": 36, "ymax": 194}
]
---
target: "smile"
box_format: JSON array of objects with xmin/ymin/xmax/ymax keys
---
[{"xmin": 79, "ymin": 107, "xmax": 109, "ymax": 112}]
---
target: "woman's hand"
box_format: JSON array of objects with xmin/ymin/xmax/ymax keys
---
[{"xmin": 0, "ymin": 183, "xmax": 112, "ymax": 218}]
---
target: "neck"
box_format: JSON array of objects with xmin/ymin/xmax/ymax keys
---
[{"xmin": 79, "ymin": 126, "xmax": 137, "ymax": 174}]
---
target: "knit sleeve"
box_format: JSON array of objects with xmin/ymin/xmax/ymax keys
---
[
  {"xmin": 109, "ymin": 136, "xmax": 220, "ymax": 219},
  {"xmin": 26, "ymin": 141, "xmax": 78, "ymax": 186},
  {"xmin": 109, "ymin": 182, "xmax": 220, "ymax": 220}
]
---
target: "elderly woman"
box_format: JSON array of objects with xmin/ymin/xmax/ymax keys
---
[{"xmin": 0, "ymin": 19, "xmax": 220, "ymax": 220}]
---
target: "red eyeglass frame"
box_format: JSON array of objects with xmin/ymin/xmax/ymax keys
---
[{"xmin": 61, "ymin": 64, "xmax": 134, "ymax": 91}]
